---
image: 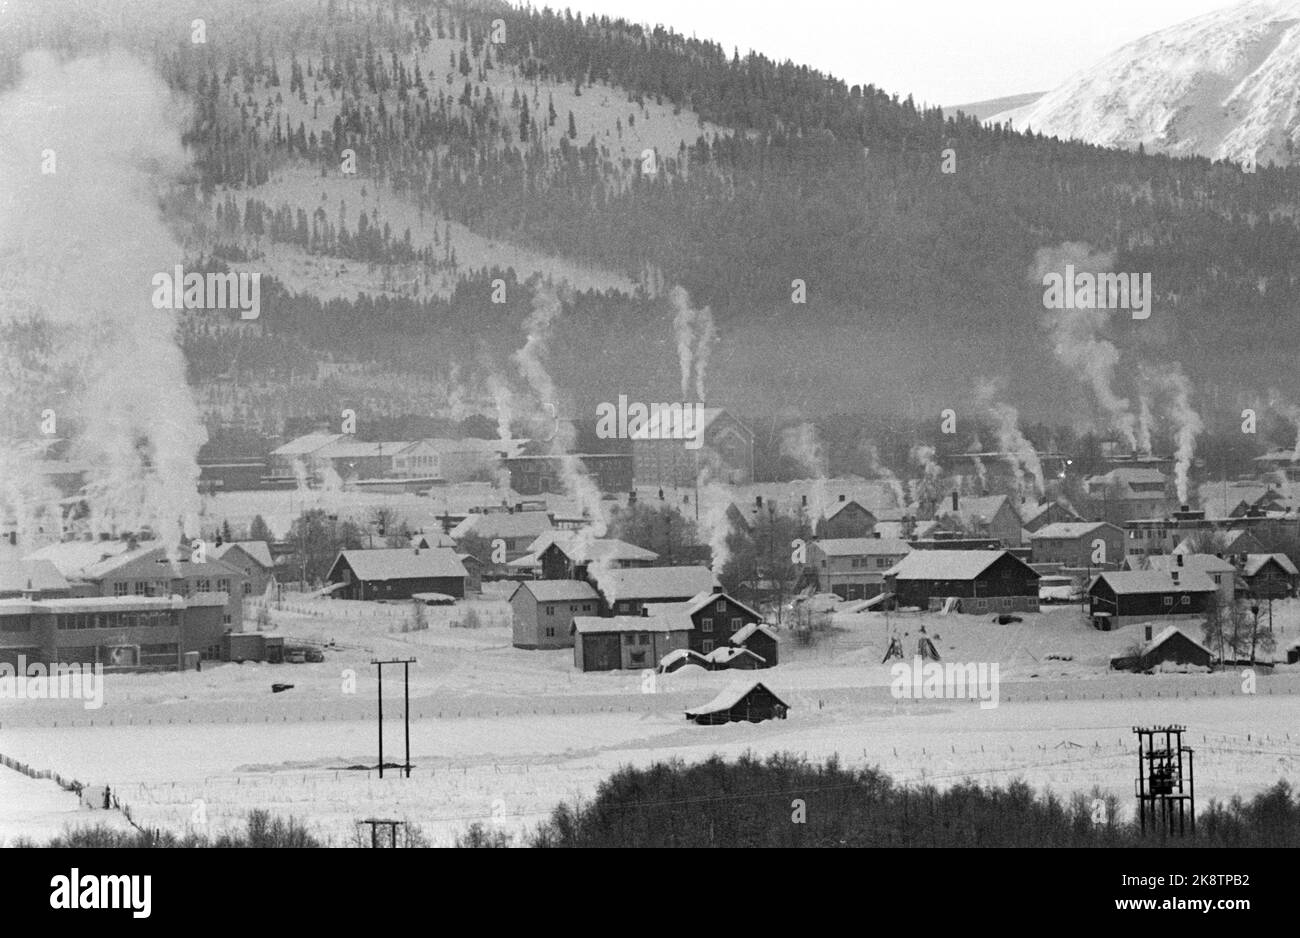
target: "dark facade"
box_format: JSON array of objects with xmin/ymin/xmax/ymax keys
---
[
  {"xmin": 816, "ymin": 501, "xmax": 877, "ymax": 539},
  {"xmin": 326, "ymin": 550, "xmax": 467, "ymax": 601},
  {"xmin": 888, "ymin": 553, "xmax": 1039, "ymax": 612},
  {"xmin": 731, "ymin": 625, "xmax": 778, "ymax": 667},
  {"xmin": 504, "ymin": 454, "xmax": 633, "ymax": 495},
  {"xmin": 685, "ymin": 682, "xmax": 790, "ymax": 725},
  {"xmin": 1087, "ymin": 577, "xmax": 1213, "ymax": 621}
]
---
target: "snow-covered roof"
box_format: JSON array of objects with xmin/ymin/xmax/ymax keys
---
[
  {"xmin": 684, "ymin": 679, "xmax": 787, "ymax": 716},
  {"xmin": 1144, "ymin": 554, "xmax": 1236, "ymax": 575},
  {"xmin": 510, "ymin": 579, "xmax": 599, "ymax": 603},
  {"xmin": 572, "ymin": 614, "xmax": 693, "ymax": 634},
  {"xmin": 644, "ymin": 589, "xmax": 764, "ymax": 623},
  {"xmin": 270, "ymin": 432, "xmax": 344, "ymax": 457},
  {"xmin": 1091, "ymin": 570, "xmax": 1216, "ymax": 595},
  {"xmin": 333, "ymin": 547, "xmax": 466, "ymax": 581},
  {"xmin": 704, "ymin": 646, "xmax": 765, "ymax": 665},
  {"xmin": 884, "ymin": 550, "xmax": 1030, "ymax": 581},
  {"xmin": 0, "ymin": 559, "xmax": 69, "ymax": 594},
  {"xmin": 591, "ymin": 566, "xmax": 718, "ymax": 602},
  {"xmin": 1029, "ymin": 522, "xmax": 1116, "ymax": 539},
  {"xmin": 729, "ymin": 622, "xmax": 778, "ymax": 645},
  {"xmin": 213, "ymin": 540, "xmax": 273, "ymax": 568},
  {"xmin": 452, "ymin": 510, "xmax": 554, "ymax": 540},
  {"xmin": 543, "ymin": 535, "xmax": 658, "ymax": 564},
  {"xmin": 1243, "ymin": 553, "xmax": 1299, "ymax": 577},
  {"xmin": 659, "ymin": 648, "xmax": 709, "ymax": 668},
  {"xmin": 1144, "ymin": 625, "xmax": 1213, "ymax": 658},
  {"xmin": 813, "ymin": 537, "xmax": 912, "ymax": 556}
]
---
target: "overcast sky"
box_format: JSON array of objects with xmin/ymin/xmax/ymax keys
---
[{"xmin": 545, "ymin": 0, "xmax": 1236, "ymax": 106}]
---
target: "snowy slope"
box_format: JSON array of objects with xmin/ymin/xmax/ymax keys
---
[{"xmin": 991, "ymin": 0, "xmax": 1300, "ymax": 165}]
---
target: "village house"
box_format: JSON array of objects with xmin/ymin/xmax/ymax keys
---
[
  {"xmin": 815, "ymin": 499, "xmax": 877, "ymax": 539},
  {"xmin": 1110, "ymin": 624, "xmax": 1215, "ymax": 672},
  {"xmin": 571, "ymin": 613, "xmax": 693, "ymax": 671},
  {"xmin": 510, "ymin": 580, "xmax": 599, "ymax": 649},
  {"xmin": 1137, "ymin": 553, "xmax": 1237, "ymax": 606},
  {"xmin": 326, "ymin": 547, "xmax": 467, "ymax": 601},
  {"xmin": 212, "ymin": 541, "xmax": 276, "ymax": 600},
  {"xmin": 82, "ymin": 545, "xmax": 247, "ymax": 632},
  {"xmin": 590, "ymin": 565, "xmax": 720, "ymax": 617},
  {"xmin": 728, "ymin": 622, "xmax": 780, "ymax": 667},
  {"xmin": 1029, "ymin": 522, "xmax": 1124, "ymax": 570},
  {"xmin": 1085, "ymin": 468, "xmax": 1173, "ymax": 524},
  {"xmin": 0, "ymin": 559, "xmax": 71, "ymax": 600},
  {"xmin": 1021, "ymin": 500, "xmax": 1085, "ymax": 534},
  {"xmin": 884, "ymin": 549, "xmax": 1039, "ymax": 614},
  {"xmin": 643, "ymin": 589, "xmax": 765, "ymax": 656},
  {"xmin": 1240, "ymin": 554, "xmax": 1298, "ymax": 598},
  {"xmin": 539, "ymin": 536, "xmax": 658, "ymax": 581},
  {"xmin": 1086, "ymin": 569, "xmax": 1215, "ymax": 630},
  {"xmin": 806, "ymin": 537, "xmax": 912, "ymax": 600},
  {"xmin": 451, "ymin": 508, "xmax": 555, "ymax": 561},
  {"xmin": 930, "ymin": 494, "xmax": 1023, "ymax": 548}
]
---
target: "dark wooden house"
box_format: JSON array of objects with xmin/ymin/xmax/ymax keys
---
[
  {"xmin": 884, "ymin": 550, "xmax": 1039, "ymax": 614},
  {"xmin": 643, "ymin": 589, "xmax": 765, "ymax": 656},
  {"xmin": 1087, "ymin": 570, "xmax": 1215, "ymax": 629},
  {"xmin": 728, "ymin": 622, "xmax": 779, "ymax": 667},
  {"xmin": 1110, "ymin": 624, "xmax": 1215, "ymax": 671},
  {"xmin": 326, "ymin": 547, "xmax": 467, "ymax": 601},
  {"xmin": 685, "ymin": 680, "xmax": 790, "ymax": 725},
  {"xmin": 1240, "ymin": 554, "xmax": 1298, "ymax": 599}
]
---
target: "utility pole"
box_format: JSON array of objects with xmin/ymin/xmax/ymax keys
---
[{"xmin": 371, "ymin": 657, "xmax": 417, "ymax": 778}]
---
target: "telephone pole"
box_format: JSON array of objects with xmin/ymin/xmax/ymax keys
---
[{"xmin": 371, "ymin": 657, "xmax": 417, "ymax": 778}]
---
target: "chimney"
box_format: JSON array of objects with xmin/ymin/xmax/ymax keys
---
[
  {"xmin": 952, "ymin": 491, "xmax": 959, "ymax": 512},
  {"xmin": 1144, "ymin": 624, "xmax": 1153, "ymax": 642}
]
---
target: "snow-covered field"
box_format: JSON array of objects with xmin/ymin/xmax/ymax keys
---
[{"xmin": 3, "ymin": 596, "xmax": 1298, "ymax": 846}]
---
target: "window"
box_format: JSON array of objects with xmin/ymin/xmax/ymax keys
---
[
  {"xmin": 1180, "ymin": 595, "xmax": 1189, "ymax": 605},
  {"xmin": 617, "ymin": 602, "xmax": 629, "ymax": 614},
  {"xmin": 218, "ymin": 579, "xmax": 230, "ymax": 593},
  {"xmin": 244, "ymin": 582, "xmax": 252, "ymax": 595},
  {"xmin": 630, "ymin": 651, "xmax": 646, "ymax": 666},
  {"xmin": 701, "ymin": 640, "xmax": 714, "ymax": 653},
  {"xmin": 545, "ymin": 606, "xmax": 554, "ymax": 616},
  {"xmin": 876, "ymin": 558, "xmax": 891, "ymax": 569},
  {"xmin": 638, "ymin": 633, "xmax": 650, "ymax": 646},
  {"xmin": 702, "ymin": 617, "xmax": 713, "ymax": 633},
  {"xmin": 544, "ymin": 627, "xmax": 554, "ymax": 637},
  {"xmin": 0, "ymin": 616, "xmax": 29, "ymax": 632},
  {"xmin": 134, "ymin": 581, "xmax": 148, "ymax": 596},
  {"xmin": 623, "ymin": 633, "xmax": 636, "ymax": 645},
  {"xmin": 1163, "ymin": 596, "xmax": 1173, "ymax": 606},
  {"xmin": 196, "ymin": 579, "xmax": 212, "ymax": 593},
  {"xmin": 730, "ymin": 617, "xmax": 742, "ymax": 631},
  {"xmin": 114, "ymin": 582, "xmax": 129, "ymax": 597},
  {"xmin": 716, "ymin": 600, "xmax": 725, "ymax": 613},
  {"xmin": 582, "ymin": 604, "xmax": 591, "ymax": 612},
  {"xmin": 223, "ymin": 615, "xmax": 232, "ymax": 625}
]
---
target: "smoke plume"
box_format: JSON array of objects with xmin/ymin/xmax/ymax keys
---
[{"xmin": 974, "ymin": 379, "xmax": 1045, "ymax": 498}]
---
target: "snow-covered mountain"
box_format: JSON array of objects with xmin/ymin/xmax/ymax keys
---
[{"xmin": 991, "ymin": 0, "xmax": 1300, "ymax": 165}]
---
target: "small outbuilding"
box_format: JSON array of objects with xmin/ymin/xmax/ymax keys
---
[
  {"xmin": 1110, "ymin": 624, "xmax": 1214, "ymax": 672},
  {"xmin": 704, "ymin": 646, "xmax": 766, "ymax": 670},
  {"xmin": 685, "ymin": 680, "xmax": 790, "ymax": 725},
  {"xmin": 658, "ymin": 648, "xmax": 711, "ymax": 673},
  {"xmin": 728, "ymin": 622, "xmax": 779, "ymax": 667}
]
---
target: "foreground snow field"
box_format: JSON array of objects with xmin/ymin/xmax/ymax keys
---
[{"xmin": 2, "ymin": 595, "xmax": 1297, "ymax": 845}]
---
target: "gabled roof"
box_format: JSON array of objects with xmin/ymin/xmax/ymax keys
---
[
  {"xmin": 938, "ymin": 495, "xmax": 1017, "ymax": 525},
  {"xmin": 1029, "ymin": 522, "xmax": 1117, "ymax": 539},
  {"xmin": 1243, "ymin": 553, "xmax": 1299, "ymax": 577},
  {"xmin": 509, "ymin": 579, "xmax": 599, "ymax": 603},
  {"xmin": 213, "ymin": 541, "xmax": 273, "ymax": 568},
  {"xmin": 1143, "ymin": 554, "xmax": 1236, "ymax": 575},
  {"xmin": 572, "ymin": 614, "xmax": 694, "ymax": 634},
  {"xmin": 592, "ymin": 566, "xmax": 719, "ymax": 602},
  {"xmin": 313, "ymin": 439, "xmax": 412, "ymax": 460},
  {"xmin": 24, "ymin": 539, "xmax": 132, "ymax": 578},
  {"xmin": 704, "ymin": 646, "xmax": 765, "ymax": 665},
  {"xmin": 332, "ymin": 547, "xmax": 466, "ymax": 582},
  {"xmin": 543, "ymin": 534, "xmax": 658, "ymax": 565},
  {"xmin": 0, "ymin": 560, "xmax": 69, "ymax": 594},
  {"xmin": 684, "ymin": 680, "xmax": 788, "ymax": 716},
  {"xmin": 813, "ymin": 537, "xmax": 912, "ymax": 557},
  {"xmin": 83, "ymin": 546, "xmax": 245, "ymax": 582},
  {"xmin": 270, "ymin": 432, "xmax": 344, "ymax": 457},
  {"xmin": 645, "ymin": 589, "xmax": 764, "ymax": 623},
  {"xmin": 884, "ymin": 549, "xmax": 1033, "ymax": 581},
  {"xmin": 1090, "ymin": 570, "xmax": 1216, "ymax": 595},
  {"xmin": 453, "ymin": 510, "xmax": 554, "ymax": 540},
  {"xmin": 1144, "ymin": 625, "xmax": 1213, "ymax": 659},
  {"xmin": 729, "ymin": 623, "xmax": 779, "ymax": 645},
  {"xmin": 822, "ymin": 499, "xmax": 875, "ymax": 522},
  {"xmin": 659, "ymin": 648, "xmax": 710, "ymax": 668}
]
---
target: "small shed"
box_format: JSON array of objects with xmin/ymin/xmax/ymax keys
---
[
  {"xmin": 704, "ymin": 646, "xmax": 766, "ymax": 670},
  {"xmin": 728, "ymin": 622, "xmax": 779, "ymax": 666},
  {"xmin": 685, "ymin": 680, "xmax": 790, "ymax": 725},
  {"xmin": 1110, "ymin": 624, "xmax": 1214, "ymax": 672},
  {"xmin": 658, "ymin": 648, "xmax": 711, "ymax": 673}
]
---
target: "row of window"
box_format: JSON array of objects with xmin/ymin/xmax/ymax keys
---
[
  {"xmin": 57, "ymin": 611, "xmax": 173, "ymax": 631},
  {"xmin": 700, "ymin": 616, "xmax": 743, "ymax": 633},
  {"xmin": 112, "ymin": 579, "xmax": 231, "ymax": 598},
  {"xmin": 846, "ymin": 557, "xmax": 896, "ymax": 569},
  {"xmin": 544, "ymin": 603, "xmax": 593, "ymax": 615}
]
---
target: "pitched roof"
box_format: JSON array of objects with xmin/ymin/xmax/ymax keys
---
[
  {"xmin": 24, "ymin": 539, "xmax": 132, "ymax": 578},
  {"xmin": 572, "ymin": 614, "xmax": 694, "ymax": 634},
  {"xmin": 659, "ymin": 648, "xmax": 710, "ymax": 668},
  {"xmin": 510, "ymin": 579, "xmax": 599, "ymax": 603},
  {"xmin": 938, "ymin": 495, "xmax": 1016, "ymax": 524},
  {"xmin": 544, "ymin": 534, "xmax": 658, "ymax": 564},
  {"xmin": 1144, "ymin": 625, "xmax": 1213, "ymax": 658},
  {"xmin": 813, "ymin": 537, "xmax": 912, "ymax": 557},
  {"xmin": 730, "ymin": 623, "xmax": 779, "ymax": 645},
  {"xmin": 884, "ymin": 550, "xmax": 1031, "ymax": 581},
  {"xmin": 82, "ymin": 546, "xmax": 245, "ymax": 581},
  {"xmin": 1243, "ymin": 553, "xmax": 1299, "ymax": 577},
  {"xmin": 333, "ymin": 547, "xmax": 466, "ymax": 582},
  {"xmin": 1029, "ymin": 522, "xmax": 1116, "ymax": 539},
  {"xmin": 213, "ymin": 541, "xmax": 273, "ymax": 568},
  {"xmin": 0, "ymin": 560, "xmax": 68, "ymax": 594},
  {"xmin": 684, "ymin": 679, "xmax": 788, "ymax": 716},
  {"xmin": 1091, "ymin": 570, "xmax": 1216, "ymax": 595},
  {"xmin": 270, "ymin": 432, "xmax": 344, "ymax": 457},
  {"xmin": 592, "ymin": 566, "xmax": 719, "ymax": 602},
  {"xmin": 313, "ymin": 439, "xmax": 412, "ymax": 460},
  {"xmin": 454, "ymin": 510, "xmax": 554, "ymax": 540},
  {"xmin": 645, "ymin": 589, "xmax": 764, "ymax": 623},
  {"xmin": 1144, "ymin": 554, "xmax": 1236, "ymax": 575},
  {"xmin": 704, "ymin": 646, "xmax": 766, "ymax": 664},
  {"xmin": 823, "ymin": 499, "xmax": 875, "ymax": 521}
]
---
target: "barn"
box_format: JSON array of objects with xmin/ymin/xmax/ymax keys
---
[
  {"xmin": 884, "ymin": 550, "xmax": 1039, "ymax": 614},
  {"xmin": 326, "ymin": 547, "xmax": 467, "ymax": 601},
  {"xmin": 685, "ymin": 680, "xmax": 790, "ymax": 725},
  {"xmin": 1110, "ymin": 625, "xmax": 1215, "ymax": 671},
  {"xmin": 1241, "ymin": 554, "xmax": 1298, "ymax": 599},
  {"xmin": 572, "ymin": 614, "xmax": 693, "ymax": 671}
]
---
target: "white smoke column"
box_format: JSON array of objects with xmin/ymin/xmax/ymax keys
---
[
  {"xmin": 0, "ymin": 51, "xmax": 207, "ymax": 545},
  {"xmin": 909, "ymin": 443, "xmax": 944, "ymax": 510},
  {"xmin": 1033, "ymin": 242, "xmax": 1138, "ymax": 450},
  {"xmin": 1142, "ymin": 365, "xmax": 1202, "ymax": 504},
  {"xmin": 669, "ymin": 285, "xmax": 716, "ymax": 401},
  {"xmin": 974, "ymin": 379, "xmax": 1045, "ymax": 497},
  {"xmin": 1267, "ymin": 390, "xmax": 1300, "ymax": 459},
  {"xmin": 859, "ymin": 439, "xmax": 905, "ymax": 508},
  {"xmin": 695, "ymin": 464, "xmax": 734, "ymax": 575},
  {"xmin": 968, "ymin": 432, "xmax": 990, "ymax": 494},
  {"xmin": 781, "ymin": 422, "xmax": 829, "ymax": 517},
  {"xmin": 1135, "ymin": 385, "xmax": 1155, "ymax": 455},
  {"xmin": 511, "ymin": 286, "xmax": 607, "ymax": 547}
]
